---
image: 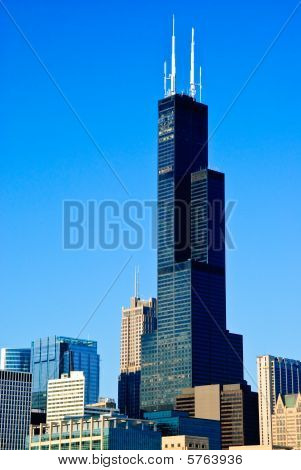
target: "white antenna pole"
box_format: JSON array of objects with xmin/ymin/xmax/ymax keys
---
[
  {"xmin": 137, "ymin": 266, "xmax": 140, "ymax": 299},
  {"xmin": 190, "ymin": 27, "xmax": 196, "ymax": 99},
  {"xmin": 164, "ymin": 61, "xmax": 167, "ymax": 97},
  {"xmin": 171, "ymin": 15, "xmax": 176, "ymax": 95},
  {"xmin": 199, "ymin": 66, "xmax": 202, "ymax": 103}
]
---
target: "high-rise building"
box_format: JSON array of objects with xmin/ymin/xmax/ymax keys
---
[
  {"xmin": 118, "ymin": 292, "xmax": 156, "ymax": 418},
  {"xmin": 46, "ymin": 371, "xmax": 85, "ymax": 422},
  {"xmin": 29, "ymin": 415, "xmax": 161, "ymax": 450},
  {"xmin": 272, "ymin": 394, "xmax": 301, "ymax": 449},
  {"xmin": 0, "ymin": 370, "xmax": 32, "ymax": 450},
  {"xmin": 31, "ymin": 336, "xmax": 100, "ymax": 410},
  {"xmin": 0, "ymin": 347, "xmax": 31, "ymax": 372},
  {"xmin": 257, "ymin": 355, "xmax": 301, "ymax": 446},
  {"xmin": 175, "ymin": 383, "xmax": 259, "ymax": 449},
  {"xmin": 140, "ymin": 22, "xmax": 243, "ymax": 412}
]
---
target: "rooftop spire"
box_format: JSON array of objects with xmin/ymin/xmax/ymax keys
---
[
  {"xmin": 134, "ymin": 266, "xmax": 140, "ymax": 298},
  {"xmin": 190, "ymin": 27, "xmax": 196, "ymax": 99},
  {"xmin": 171, "ymin": 14, "xmax": 176, "ymax": 95}
]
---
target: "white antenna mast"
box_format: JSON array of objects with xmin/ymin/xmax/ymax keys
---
[
  {"xmin": 171, "ymin": 15, "xmax": 176, "ymax": 95},
  {"xmin": 137, "ymin": 266, "xmax": 140, "ymax": 298},
  {"xmin": 199, "ymin": 66, "xmax": 202, "ymax": 102},
  {"xmin": 190, "ymin": 28, "xmax": 196, "ymax": 99},
  {"xmin": 164, "ymin": 61, "xmax": 167, "ymax": 97}
]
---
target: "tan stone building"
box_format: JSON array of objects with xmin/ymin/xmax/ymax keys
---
[
  {"xmin": 162, "ymin": 435, "xmax": 209, "ymax": 450},
  {"xmin": 272, "ymin": 394, "xmax": 301, "ymax": 449},
  {"xmin": 46, "ymin": 371, "xmax": 85, "ymax": 423},
  {"xmin": 120, "ymin": 296, "xmax": 156, "ymax": 374}
]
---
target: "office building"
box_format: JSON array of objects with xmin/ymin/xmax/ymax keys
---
[
  {"xmin": 0, "ymin": 347, "xmax": 31, "ymax": 372},
  {"xmin": 272, "ymin": 394, "xmax": 301, "ymax": 449},
  {"xmin": 144, "ymin": 410, "xmax": 220, "ymax": 450},
  {"xmin": 47, "ymin": 371, "xmax": 85, "ymax": 422},
  {"xmin": 140, "ymin": 20, "xmax": 243, "ymax": 413},
  {"xmin": 31, "ymin": 336, "xmax": 99, "ymax": 410},
  {"xmin": 176, "ymin": 383, "xmax": 259, "ymax": 449},
  {"xmin": 0, "ymin": 370, "xmax": 32, "ymax": 450},
  {"xmin": 29, "ymin": 415, "xmax": 161, "ymax": 450},
  {"xmin": 118, "ymin": 287, "xmax": 156, "ymax": 418},
  {"xmin": 162, "ymin": 435, "xmax": 209, "ymax": 450},
  {"xmin": 257, "ymin": 355, "xmax": 301, "ymax": 446}
]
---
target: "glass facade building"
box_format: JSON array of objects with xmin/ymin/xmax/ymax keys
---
[
  {"xmin": 0, "ymin": 347, "xmax": 31, "ymax": 372},
  {"xmin": 29, "ymin": 415, "xmax": 161, "ymax": 450},
  {"xmin": 257, "ymin": 355, "xmax": 301, "ymax": 446},
  {"xmin": 0, "ymin": 370, "xmax": 32, "ymax": 450},
  {"xmin": 141, "ymin": 94, "xmax": 243, "ymax": 412},
  {"xmin": 31, "ymin": 336, "xmax": 99, "ymax": 410},
  {"xmin": 144, "ymin": 410, "xmax": 221, "ymax": 450}
]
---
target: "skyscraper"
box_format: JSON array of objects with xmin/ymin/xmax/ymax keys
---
[
  {"xmin": 257, "ymin": 354, "xmax": 301, "ymax": 446},
  {"xmin": 0, "ymin": 347, "xmax": 31, "ymax": 372},
  {"xmin": 31, "ymin": 336, "xmax": 99, "ymax": 410},
  {"xmin": 0, "ymin": 370, "xmax": 32, "ymax": 450},
  {"xmin": 118, "ymin": 281, "xmax": 156, "ymax": 418},
  {"xmin": 140, "ymin": 22, "xmax": 244, "ymax": 412}
]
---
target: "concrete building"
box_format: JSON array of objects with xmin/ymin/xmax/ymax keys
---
[
  {"xmin": 29, "ymin": 415, "xmax": 161, "ymax": 450},
  {"xmin": 47, "ymin": 372, "xmax": 85, "ymax": 422},
  {"xmin": 118, "ymin": 289, "xmax": 156, "ymax": 418},
  {"xmin": 176, "ymin": 383, "xmax": 259, "ymax": 449},
  {"xmin": 0, "ymin": 370, "xmax": 32, "ymax": 450},
  {"xmin": 257, "ymin": 355, "xmax": 301, "ymax": 446},
  {"xmin": 162, "ymin": 435, "xmax": 209, "ymax": 450},
  {"xmin": 272, "ymin": 394, "xmax": 301, "ymax": 449}
]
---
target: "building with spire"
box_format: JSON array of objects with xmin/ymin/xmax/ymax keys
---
[
  {"xmin": 140, "ymin": 18, "xmax": 244, "ymax": 412},
  {"xmin": 118, "ymin": 269, "xmax": 157, "ymax": 418}
]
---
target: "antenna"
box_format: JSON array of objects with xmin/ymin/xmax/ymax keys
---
[
  {"xmin": 134, "ymin": 266, "xmax": 137, "ymax": 298},
  {"xmin": 137, "ymin": 266, "xmax": 140, "ymax": 299},
  {"xmin": 171, "ymin": 14, "xmax": 176, "ymax": 95},
  {"xmin": 199, "ymin": 66, "xmax": 202, "ymax": 102},
  {"xmin": 164, "ymin": 61, "xmax": 167, "ymax": 97},
  {"xmin": 190, "ymin": 28, "xmax": 196, "ymax": 99}
]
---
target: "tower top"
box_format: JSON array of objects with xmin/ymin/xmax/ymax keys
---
[{"xmin": 163, "ymin": 18, "xmax": 202, "ymax": 102}]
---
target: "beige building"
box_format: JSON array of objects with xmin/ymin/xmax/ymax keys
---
[
  {"xmin": 46, "ymin": 371, "xmax": 85, "ymax": 422},
  {"xmin": 229, "ymin": 445, "xmax": 291, "ymax": 450},
  {"xmin": 272, "ymin": 394, "xmax": 301, "ymax": 449},
  {"xmin": 120, "ymin": 295, "xmax": 156, "ymax": 373},
  {"xmin": 162, "ymin": 435, "xmax": 209, "ymax": 450},
  {"xmin": 176, "ymin": 383, "xmax": 259, "ymax": 449}
]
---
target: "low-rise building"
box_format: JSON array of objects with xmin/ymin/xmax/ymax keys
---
[
  {"xmin": 29, "ymin": 415, "xmax": 161, "ymax": 450},
  {"xmin": 162, "ymin": 435, "xmax": 209, "ymax": 450},
  {"xmin": 144, "ymin": 410, "xmax": 220, "ymax": 450}
]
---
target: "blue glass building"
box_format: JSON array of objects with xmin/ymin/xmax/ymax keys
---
[
  {"xmin": 140, "ymin": 94, "xmax": 244, "ymax": 411},
  {"xmin": 0, "ymin": 347, "xmax": 31, "ymax": 372},
  {"xmin": 144, "ymin": 410, "xmax": 221, "ymax": 450},
  {"xmin": 31, "ymin": 336, "xmax": 99, "ymax": 410}
]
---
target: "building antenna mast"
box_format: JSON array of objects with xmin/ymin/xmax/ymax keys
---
[
  {"xmin": 190, "ymin": 27, "xmax": 196, "ymax": 99},
  {"xmin": 163, "ymin": 15, "xmax": 176, "ymax": 97}
]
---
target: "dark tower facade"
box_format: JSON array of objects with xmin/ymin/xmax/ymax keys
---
[{"xmin": 140, "ymin": 94, "xmax": 243, "ymax": 412}]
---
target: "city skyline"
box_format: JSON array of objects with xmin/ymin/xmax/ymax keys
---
[{"xmin": 1, "ymin": 0, "xmax": 301, "ymax": 401}]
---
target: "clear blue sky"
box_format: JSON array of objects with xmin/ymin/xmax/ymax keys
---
[{"xmin": 1, "ymin": 0, "xmax": 301, "ymax": 399}]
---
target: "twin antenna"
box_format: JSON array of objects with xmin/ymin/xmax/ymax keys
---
[{"xmin": 164, "ymin": 16, "xmax": 202, "ymax": 102}]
